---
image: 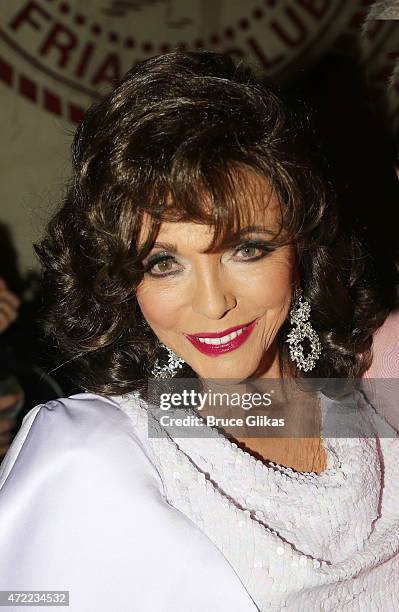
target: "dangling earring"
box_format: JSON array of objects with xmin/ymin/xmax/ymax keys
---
[
  {"xmin": 285, "ymin": 286, "xmax": 322, "ymax": 372},
  {"xmin": 150, "ymin": 342, "xmax": 185, "ymax": 379}
]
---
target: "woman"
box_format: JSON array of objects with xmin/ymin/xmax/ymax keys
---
[{"xmin": 0, "ymin": 51, "xmax": 398, "ymax": 611}]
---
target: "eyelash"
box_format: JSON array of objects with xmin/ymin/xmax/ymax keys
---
[{"xmin": 142, "ymin": 241, "xmax": 275, "ymax": 278}]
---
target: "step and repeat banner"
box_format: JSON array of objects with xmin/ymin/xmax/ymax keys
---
[{"xmin": 0, "ymin": 0, "xmax": 398, "ymax": 273}]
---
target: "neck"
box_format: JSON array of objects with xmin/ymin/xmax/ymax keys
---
[
  {"xmin": 232, "ymin": 434, "xmax": 327, "ymax": 474},
  {"xmin": 233, "ymin": 386, "xmax": 327, "ymax": 473},
  {"xmin": 197, "ymin": 344, "xmax": 327, "ymax": 474}
]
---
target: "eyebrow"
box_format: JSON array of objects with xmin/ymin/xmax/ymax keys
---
[{"xmin": 146, "ymin": 226, "xmax": 275, "ymax": 254}]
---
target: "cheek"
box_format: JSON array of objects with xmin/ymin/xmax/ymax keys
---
[
  {"xmin": 136, "ymin": 283, "xmax": 183, "ymax": 329},
  {"xmin": 244, "ymin": 252, "xmax": 295, "ymax": 310}
]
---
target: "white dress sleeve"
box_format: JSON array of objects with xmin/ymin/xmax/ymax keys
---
[{"xmin": 0, "ymin": 394, "xmax": 259, "ymax": 612}]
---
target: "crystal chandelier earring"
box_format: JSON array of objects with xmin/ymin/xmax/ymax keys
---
[
  {"xmin": 285, "ymin": 286, "xmax": 322, "ymax": 372},
  {"xmin": 150, "ymin": 342, "xmax": 185, "ymax": 379}
]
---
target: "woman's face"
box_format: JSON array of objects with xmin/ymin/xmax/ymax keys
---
[{"xmin": 136, "ymin": 170, "xmax": 297, "ymax": 381}]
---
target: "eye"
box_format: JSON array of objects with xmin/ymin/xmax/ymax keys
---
[
  {"xmin": 143, "ymin": 254, "xmax": 179, "ymax": 277},
  {"xmin": 233, "ymin": 241, "xmax": 275, "ymax": 261},
  {"xmin": 236, "ymin": 245, "xmax": 260, "ymax": 258}
]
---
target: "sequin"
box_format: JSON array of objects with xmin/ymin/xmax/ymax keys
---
[{"xmin": 115, "ymin": 389, "xmax": 399, "ymax": 610}]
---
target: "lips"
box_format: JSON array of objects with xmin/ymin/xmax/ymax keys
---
[
  {"xmin": 184, "ymin": 318, "xmax": 258, "ymax": 357},
  {"xmin": 187, "ymin": 319, "xmax": 257, "ymax": 339}
]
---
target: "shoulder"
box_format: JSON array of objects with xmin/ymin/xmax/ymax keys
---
[
  {"xmin": 364, "ymin": 309, "xmax": 399, "ymax": 378},
  {"xmin": 0, "ymin": 392, "xmax": 163, "ymax": 496}
]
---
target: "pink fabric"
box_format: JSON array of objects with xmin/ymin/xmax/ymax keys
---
[
  {"xmin": 362, "ymin": 309, "xmax": 399, "ymax": 431},
  {"xmin": 363, "ymin": 310, "xmax": 399, "ymax": 379}
]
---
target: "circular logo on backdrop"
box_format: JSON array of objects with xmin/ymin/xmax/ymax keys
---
[{"xmin": 0, "ymin": 0, "xmax": 387, "ymax": 122}]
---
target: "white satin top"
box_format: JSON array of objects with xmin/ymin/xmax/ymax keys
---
[
  {"xmin": 0, "ymin": 390, "xmax": 398, "ymax": 611},
  {"xmin": 0, "ymin": 393, "xmax": 257, "ymax": 611}
]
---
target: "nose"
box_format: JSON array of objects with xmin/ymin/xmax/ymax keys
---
[{"xmin": 191, "ymin": 261, "xmax": 237, "ymax": 320}]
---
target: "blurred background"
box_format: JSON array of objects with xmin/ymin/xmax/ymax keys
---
[{"xmin": 0, "ymin": 0, "xmax": 398, "ymax": 459}]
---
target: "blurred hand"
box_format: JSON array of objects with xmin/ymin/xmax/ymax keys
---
[
  {"xmin": 0, "ymin": 278, "xmax": 20, "ymax": 333},
  {"xmin": 0, "ymin": 393, "xmax": 20, "ymax": 457}
]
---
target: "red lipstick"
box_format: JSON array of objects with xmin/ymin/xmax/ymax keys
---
[
  {"xmin": 188, "ymin": 320, "xmax": 256, "ymax": 338},
  {"xmin": 184, "ymin": 318, "xmax": 258, "ymax": 356}
]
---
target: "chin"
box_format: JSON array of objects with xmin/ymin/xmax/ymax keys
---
[{"xmin": 193, "ymin": 362, "xmax": 253, "ymax": 383}]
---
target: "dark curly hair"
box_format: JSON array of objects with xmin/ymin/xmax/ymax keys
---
[{"xmin": 34, "ymin": 50, "xmax": 390, "ymax": 397}]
